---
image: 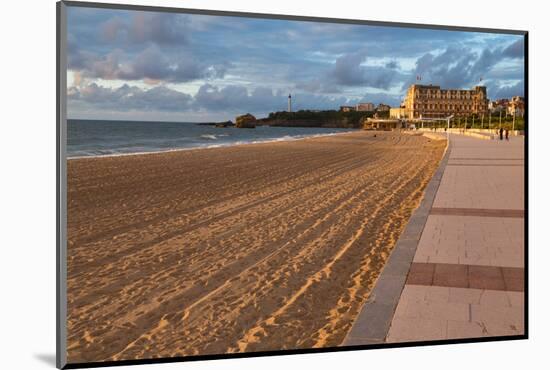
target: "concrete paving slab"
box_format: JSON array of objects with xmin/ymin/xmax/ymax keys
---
[{"xmin": 344, "ymin": 133, "xmax": 525, "ymax": 345}]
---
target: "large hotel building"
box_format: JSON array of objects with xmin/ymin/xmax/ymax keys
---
[{"xmin": 402, "ymin": 84, "xmax": 489, "ymax": 119}]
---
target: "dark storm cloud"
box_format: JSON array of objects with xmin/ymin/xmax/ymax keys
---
[
  {"xmin": 69, "ymin": 82, "xmax": 351, "ymax": 116},
  {"xmin": 484, "ymin": 66, "xmax": 524, "ymax": 81},
  {"xmin": 405, "ymin": 41, "xmax": 525, "ymax": 96},
  {"xmin": 385, "ymin": 61, "xmax": 399, "ymax": 70},
  {"xmin": 68, "ymin": 8, "xmax": 230, "ymax": 83},
  {"xmin": 285, "ymin": 21, "xmax": 472, "ymax": 58},
  {"xmin": 470, "ymin": 47, "xmax": 504, "ymax": 79},
  {"xmin": 194, "ymin": 84, "xmax": 252, "ymax": 111},
  {"xmin": 289, "ymin": 93, "xmax": 349, "ymax": 111},
  {"xmin": 117, "ymin": 47, "xmax": 230, "ymax": 82},
  {"xmin": 502, "ymin": 38, "xmax": 524, "ymax": 59},
  {"xmin": 68, "ymin": 83, "xmax": 193, "ymax": 111},
  {"xmin": 69, "ymin": 46, "xmax": 230, "ymax": 83},
  {"xmin": 294, "ymin": 80, "xmax": 323, "ymax": 93},
  {"xmin": 329, "ymin": 51, "xmax": 404, "ymax": 89},
  {"xmin": 66, "ymin": 6, "xmax": 525, "ymax": 119},
  {"xmin": 407, "ymin": 46, "xmax": 477, "ymax": 88},
  {"xmin": 99, "ymin": 12, "xmax": 190, "ymax": 46},
  {"xmin": 355, "ymin": 92, "xmax": 402, "ymax": 107},
  {"xmin": 486, "ymin": 80, "xmax": 525, "ymax": 100},
  {"xmin": 193, "ymin": 84, "xmax": 348, "ymax": 113},
  {"xmin": 294, "ymin": 80, "xmax": 342, "ymax": 94}
]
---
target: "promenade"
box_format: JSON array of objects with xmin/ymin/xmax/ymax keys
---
[{"xmin": 345, "ymin": 133, "xmax": 525, "ymax": 345}]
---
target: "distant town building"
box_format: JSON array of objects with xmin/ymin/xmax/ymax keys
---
[
  {"xmin": 403, "ymin": 84, "xmax": 489, "ymax": 119},
  {"xmin": 356, "ymin": 102, "xmax": 375, "ymax": 112},
  {"xmin": 375, "ymin": 103, "xmax": 391, "ymax": 112},
  {"xmin": 362, "ymin": 116, "xmax": 403, "ymax": 130},
  {"xmin": 339, "ymin": 105, "xmax": 356, "ymax": 112},
  {"xmin": 390, "ymin": 107, "xmax": 407, "ymax": 119},
  {"xmin": 507, "ymin": 96, "xmax": 525, "ymax": 117},
  {"xmin": 489, "ymin": 98, "xmax": 509, "ymax": 113}
]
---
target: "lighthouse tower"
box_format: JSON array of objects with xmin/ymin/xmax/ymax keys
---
[{"xmin": 288, "ymin": 94, "xmax": 292, "ymax": 113}]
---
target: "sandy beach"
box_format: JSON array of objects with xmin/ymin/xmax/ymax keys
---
[{"xmin": 66, "ymin": 131, "xmax": 445, "ymax": 363}]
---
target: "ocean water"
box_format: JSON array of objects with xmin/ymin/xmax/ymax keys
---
[{"xmin": 67, "ymin": 119, "xmax": 358, "ymax": 158}]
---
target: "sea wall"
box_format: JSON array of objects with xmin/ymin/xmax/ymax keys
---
[{"xmin": 258, "ymin": 118, "xmax": 360, "ymax": 129}]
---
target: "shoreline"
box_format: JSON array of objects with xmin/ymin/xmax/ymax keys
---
[{"xmin": 67, "ymin": 129, "xmax": 359, "ymax": 160}]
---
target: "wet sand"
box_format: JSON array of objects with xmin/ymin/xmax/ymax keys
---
[{"xmin": 66, "ymin": 131, "xmax": 445, "ymax": 363}]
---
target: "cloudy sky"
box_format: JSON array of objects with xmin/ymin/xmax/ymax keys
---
[{"xmin": 67, "ymin": 6, "xmax": 525, "ymax": 122}]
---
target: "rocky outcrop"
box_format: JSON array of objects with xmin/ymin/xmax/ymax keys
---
[
  {"xmin": 259, "ymin": 110, "xmax": 371, "ymax": 128},
  {"xmin": 261, "ymin": 119, "xmax": 357, "ymax": 128},
  {"xmin": 235, "ymin": 113, "xmax": 257, "ymax": 128},
  {"xmin": 215, "ymin": 120, "xmax": 234, "ymax": 127}
]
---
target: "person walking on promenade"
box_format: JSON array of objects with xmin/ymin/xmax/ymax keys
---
[
  {"xmin": 499, "ymin": 127, "xmax": 504, "ymax": 140},
  {"xmin": 505, "ymin": 129, "xmax": 510, "ymax": 141}
]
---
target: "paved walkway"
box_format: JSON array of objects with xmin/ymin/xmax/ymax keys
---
[{"xmin": 345, "ymin": 133, "xmax": 525, "ymax": 345}]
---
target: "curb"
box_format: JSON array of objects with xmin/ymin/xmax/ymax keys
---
[{"xmin": 342, "ymin": 134, "xmax": 452, "ymax": 346}]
